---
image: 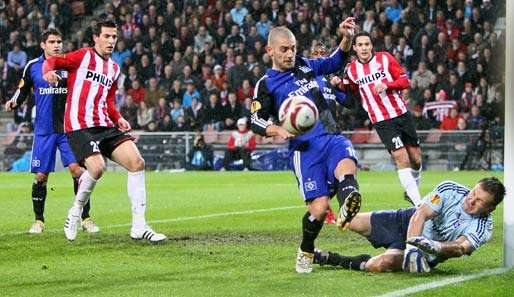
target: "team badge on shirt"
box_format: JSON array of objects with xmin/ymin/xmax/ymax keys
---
[
  {"xmin": 431, "ymin": 194, "xmax": 441, "ymax": 205},
  {"xmin": 251, "ymin": 101, "xmax": 262, "ymax": 113}
]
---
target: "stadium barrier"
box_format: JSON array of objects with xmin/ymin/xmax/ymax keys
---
[{"xmin": 0, "ymin": 130, "xmax": 503, "ymax": 172}]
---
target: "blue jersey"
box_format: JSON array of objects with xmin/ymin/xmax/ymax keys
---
[
  {"xmin": 11, "ymin": 55, "xmax": 68, "ymax": 135},
  {"xmin": 250, "ymin": 48, "xmax": 347, "ymax": 150},
  {"xmin": 421, "ymin": 181, "xmax": 493, "ymax": 251}
]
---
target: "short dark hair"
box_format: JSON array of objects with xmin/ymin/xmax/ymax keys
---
[
  {"xmin": 40, "ymin": 28, "xmax": 62, "ymax": 43},
  {"xmin": 353, "ymin": 31, "xmax": 372, "ymax": 44},
  {"xmin": 479, "ymin": 177, "xmax": 506, "ymax": 207},
  {"xmin": 93, "ymin": 18, "xmax": 117, "ymax": 36}
]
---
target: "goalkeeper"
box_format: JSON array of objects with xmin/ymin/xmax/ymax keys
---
[{"xmin": 313, "ymin": 177, "xmax": 505, "ymax": 273}]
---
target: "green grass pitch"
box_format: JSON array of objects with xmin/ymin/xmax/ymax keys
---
[{"xmin": 0, "ymin": 171, "xmax": 512, "ymax": 296}]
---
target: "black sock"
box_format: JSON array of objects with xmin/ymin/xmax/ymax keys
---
[
  {"xmin": 300, "ymin": 212, "xmax": 324, "ymax": 253},
  {"xmin": 32, "ymin": 180, "xmax": 47, "ymax": 222},
  {"xmin": 336, "ymin": 174, "xmax": 359, "ymax": 208},
  {"xmin": 319, "ymin": 251, "xmax": 370, "ymax": 271},
  {"xmin": 75, "ymin": 177, "xmax": 91, "ymax": 220}
]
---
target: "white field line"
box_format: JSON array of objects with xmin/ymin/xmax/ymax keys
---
[
  {"xmin": 376, "ymin": 267, "xmax": 511, "ymax": 297},
  {"xmin": 5, "ymin": 205, "xmax": 305, "ymax": 235}
]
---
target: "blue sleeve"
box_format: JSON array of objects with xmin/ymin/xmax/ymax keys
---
[
  {"xmin": 303, "ymin": 48, "xmax": 346, "ymax": 76},
  {"xmin": 334, "ymin": 89, "xmax": 347, "ymax": 105},
  {"xmin": 463, "ymin": 216, "xmax": 493, "ymax": 251}
]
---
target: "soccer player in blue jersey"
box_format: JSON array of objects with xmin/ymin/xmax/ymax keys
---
[
  {"xmin": 4, "ymin": 29, "xmax": 99, "ymax": 234},
  {"xmin": 313, "ymin": 177, "xmax": 506, "ymax": 273},
  {"xmin": 250, "ymin": 18, "xmax": 361, "ymax": 273}
]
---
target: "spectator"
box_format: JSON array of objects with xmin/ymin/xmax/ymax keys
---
[
  {"xmin": 7, "ymin": 43, "xmax": 27, "ymax": 71},
  {"xmin": 154, "ymin": 97, "xmax": 171, "ymax": 125},
  {"xmin": 228, "ymin": 55, "xmax": 248, "ymax": 89},
  {"xmin": 212, "ymin": 64, "xmax": 227, "ymax": 91},
  {"xmin": 170, "ymin": 99, "xmax": 185, "ymax": 123},
  {"xmin": 188, "ymin": 133, "xmax": 214, "ymax": 170},
  {"xmin": 194, "ymin": 26, "xmax": 214, "ymax": 54},
  {"xmin": 222, "ymin": 118, "xmax": 256, "ymax": 171},
  {"xmin": 223, "ymin": 92, "xmax": 243, "ymax": 130},
  {"xmin": 112, "ymin": 39, "xmax": 131, "ymax": 67},
  {"xmin": 137, "ymin": 101, "xmax": 155, "ymax": 130},
  {"xmin": 185, "ymin": 97, "xmax": 204, "ymax": 131},
  {"xmin": 439, "ymin": 108, "xmax": 461, "ymax": 130},
  {"xmin": 230, "ymin": 0, "xmax": 248, "ymax": 26},
  {"xmin": 120, "ymin": 95, "xmax": 139, "ymax": 129},
  {"xmin": 128, "ymin": 79, "xmax": 145, "ymax": 105},
  {"xmin": 182, "ymin": 82, "xmax": 201, "ymax": 109},
  {"xmin": 144, "ymin": 77, "xmax": 166, "ymax": 107},
  {"xmin": 385, "ymin": 0, "xmax": 402, "ymax": 23},
  {"xmin": 237, "ymin": 79, "xmax": 254, "ymax": 103},
  {"xmin": 173, "ymin": 115, "xmax": 189, "ymax": 132},
  {"xmin": 203, "ymin": 93, "xmax": 224, "ymax": 131},
  {"xmin": 467, "ymin": 105, "xmax": 487, "ymax": 130},
  {"xmin": 411, "ymin": 62, "xmax": 432, "ymax": 90},
  {"xmin": 158, "ymin": 114, "xmax": 174, "ymax": 132},
  {"xmin": 256, "ymin": 13, "xmax": 272, "ymax": 38}
]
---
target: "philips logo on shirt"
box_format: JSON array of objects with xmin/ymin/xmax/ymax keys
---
[
  {"xmin": 39, "ymin": 87, "xmax": 67, "ymax": 95},
  {"xmin": 355, "ymin": 71, "xmax": 386, "ymax": 85},
  {"xmin": 288, "ymin": 78, "xmax": 319, "ymax": 97},
  {"xmin": 85, "ymin": 70, "xmax": 113, "ymax": 88}
]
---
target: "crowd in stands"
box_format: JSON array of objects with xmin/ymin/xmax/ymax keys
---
[{"xmin": 0, "ymin": 0, "xmax": 506, "ymax": 137}]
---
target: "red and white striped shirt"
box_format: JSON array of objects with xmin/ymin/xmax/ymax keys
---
[
  {"xmin": 43, "ymin": 48, "xmax": 121, "ymax": 132},
  {"xmin": 345, "ymin": 51, "xmax": 409, "ymax": 124}
]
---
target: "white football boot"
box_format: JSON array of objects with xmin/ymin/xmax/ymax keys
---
[
  {"xmin": 295, "ymin": 248, "xmax": 314, "ymax": 273},
  {"xmin": 28, "ymin": 220, "xmax": 45, "ymax": 234},
  {"xmin": 64, "ymin": 208, "xmax": 81, "ymax": 241},
  {"xmin": 130, "ymin": 225, "xmax": 167, "ymax": 243},
  {"xmin": 81, "ymin": 218, "xmax": 100, "ymax": 233}
]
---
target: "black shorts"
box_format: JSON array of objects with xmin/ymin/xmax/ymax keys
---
[
  {"xmin": 366, "ymin": 208, "xmax": 415, "ymax": 250},
  {"xmin": 67, "ymin": 127, "xmax": 134, "ymax": 164},
  {"xmin": 373, "ymin": 112, "xmax": 420, "ymax": 152}
]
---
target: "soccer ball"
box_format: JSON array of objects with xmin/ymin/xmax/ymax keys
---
[{"xmin": 278, "ymin": 96, "xmax": 318, "ymax": 135}]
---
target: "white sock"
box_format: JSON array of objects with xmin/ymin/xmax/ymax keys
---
[
  {"xmin": 397, "ymin": 168, "xmax": 422, "ymax": 207},
  {"xmin": 411, "ymin": 167, "xmax": 422, "ymax": 188},
  {"xmin": 128, "ymin": 170, "xmax": 147, "ymax": 229},
  {"xmin": 71, "ymin": 171, "xmax": 97, "ymax": 216}
]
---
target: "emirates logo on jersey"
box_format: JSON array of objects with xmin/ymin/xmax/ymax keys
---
[
  {"xmin": 355, "ymin": 71, "xmax": 386, "ymax": 85},
  {"xmin": 85, "ymin": 70, "xmax": 113, "ymax": 88}
]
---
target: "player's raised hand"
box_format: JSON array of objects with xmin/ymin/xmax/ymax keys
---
[
  {"xmin": 338, "ymin": 17, "xmax": 355, "ymax": 38},
  {"xmin": 117, "ymin": 117, "xmax": 132, "ymax": 132},
  {"xmin": 4, "ymin": 99, "xmax": 16, "ymax": 111},
  {"xmin": 43, "ymin": 71, "xmax": 62, "ymax": 86}
]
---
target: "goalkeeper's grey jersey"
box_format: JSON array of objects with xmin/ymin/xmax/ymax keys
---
[{"xmin": 421, "ymin": 180, "xmax": 492, "ymax": 251}]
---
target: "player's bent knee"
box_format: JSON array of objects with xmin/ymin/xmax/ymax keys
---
[
  {"xmin": 392, "ymin": 149, "xmax": 410, "ymax": 168},
  {"xmin": 365, "ymin": 256, "xmax": 394, "ymax": 273},
  {"xmin": 308, "ymin": 198, "xmax": 330, "ymax": 220},
  {"xmin": 35, "ymin": 173, "xmax": 49, "ymax": 182},
  {"xmin": 127, "ymin": 157, "xmax": 145, "ymax": 172}
]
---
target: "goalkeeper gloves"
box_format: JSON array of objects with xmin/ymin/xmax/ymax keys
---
[
  {"xmin": 406, "ymin": 236, "xmax": 442, "ymax": 256},
  {"xmin": 402, "ymin": 244, "xmax": 431, "ymax": 273}
]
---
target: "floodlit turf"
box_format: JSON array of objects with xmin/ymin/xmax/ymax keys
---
[{"xmin": 0, "ymin": 171, "xmax": 510, "ymax": 296}]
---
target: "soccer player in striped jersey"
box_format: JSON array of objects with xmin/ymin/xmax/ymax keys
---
[
  {"xmin": 343, "ymin": 32, "xmax": 423, "ymax": 207},
  {"xmin": 314, "ymin": 177, "xmax": 505, "ymax": 273},
  {"xmin": 4, "ymin": 28, "xmax": 99, "ymax": 234},
  {"xmin": 42, "ymin": 19, "xmax": 166, "ymax": 243}
]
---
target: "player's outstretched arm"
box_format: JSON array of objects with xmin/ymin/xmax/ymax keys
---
[
  {"xmin": 407, "ymin": 235, "xmax": 473, "ymax": 258},
  {"xmin": 5, "ymin": 62, "xmax": 34, "ymax": 111},
  {"xmin": 304, "ymin": 17, "xmax": 355, "ymax": 76}
]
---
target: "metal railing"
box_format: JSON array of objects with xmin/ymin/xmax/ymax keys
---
[{"xmin": 0, "ymin": 130, "xmax": 504, "ymax": 171}]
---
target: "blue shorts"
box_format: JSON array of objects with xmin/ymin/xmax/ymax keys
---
[
  {"xmin": 367, "ymin": 208, "xmax": 416, "ymax": 250},
  {"xmin": 289, "ymin": 134, "xmax": 358, "ymax": 201},
  {"xmin": 30, "ymin": 133, "xmax": 77, "ymax": 173}
]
